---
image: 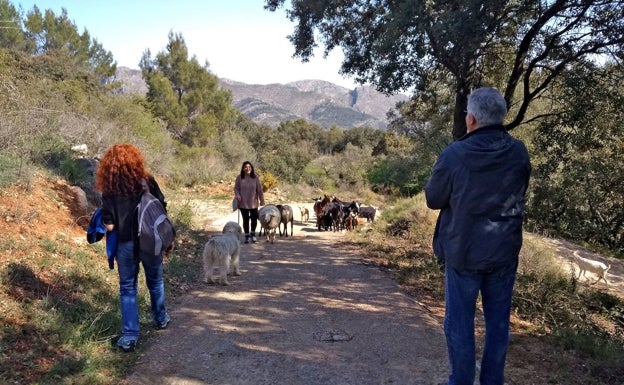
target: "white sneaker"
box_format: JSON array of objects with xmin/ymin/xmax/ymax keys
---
[{"xmin": 252, "ymin": 236, "xmax": 258, "ymax": 243}]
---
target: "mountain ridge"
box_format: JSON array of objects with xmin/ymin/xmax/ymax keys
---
[{"xmin": 111, "ymin": 67, "xmax": 408, "ymax": 129}]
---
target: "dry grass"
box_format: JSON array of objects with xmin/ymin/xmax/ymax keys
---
[{"xmin": 349, "ymin": 194, "xmax": 624, "ymax": 385}]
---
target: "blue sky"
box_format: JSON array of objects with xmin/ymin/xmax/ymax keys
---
[{"xmin": 15, "ymin": 0, "xmax": 358, "ymax": 89}]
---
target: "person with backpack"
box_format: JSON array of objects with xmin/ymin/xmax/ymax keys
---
[
  {"xmin": 234, "ymin": 161, "xmax": 265, "ymax": 243},
  {"xmin": 95, "ymin": 143, "xmax": 173, "ymax": 352}
]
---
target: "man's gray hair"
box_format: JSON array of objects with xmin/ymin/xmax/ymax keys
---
[{"xmin": 466, "ymin": 87, "xmax": 507, "ymax": 127}]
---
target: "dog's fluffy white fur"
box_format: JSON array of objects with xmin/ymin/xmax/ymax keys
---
[
  {"xmin": 222, "ymin": 221, "xmax": 243, "ymax": 237},
  {"xmin": 202, "ymin": 222, "xmax": 243, "ymax": 286},
  {"xmin": 573, "ymin": 251, "xmax": 611, "ymax": 285}
]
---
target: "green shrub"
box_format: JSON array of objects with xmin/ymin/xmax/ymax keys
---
[
  {"xmin": 553, "ymin": 328, "xmax": 624, "ymax": 363},
  {"xmin": 0, "ymin": 153, "xmax": 34, "ymax": 188},
  {"xmin": 59, "ymin": 158, "xmax": 89, "ymax": 185},
  {"xmin": 303, "ymin": 163, "xmax": 329, "ymax": 189},
  {"xmin": 29, "ymin": 133, "xmax": 71, "ymax": 170},
  {"xmin": 375, "ymin": 194, "xmax": 436, "ymax": 245},
  {"xmin": 167, "ymin": 200, "xmax": 194, "ymax": 231},
  {"xmin": 168, "ymin": 146, "xmax": 227, "ymax": 187}
]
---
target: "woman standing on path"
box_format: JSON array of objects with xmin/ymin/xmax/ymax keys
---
[
  {"xmin": 96, "ymin": 143, "xmax": 172, "ymax": 352},
  {"xmin": 234, "ymin": 161, "xmax": 265, "ymax": 243}
]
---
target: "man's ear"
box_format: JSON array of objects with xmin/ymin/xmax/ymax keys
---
[{"xmin": 466, "ymin": 113, "xmax": 478, "ymax": 131}]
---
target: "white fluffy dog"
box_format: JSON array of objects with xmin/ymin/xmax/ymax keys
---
[
  {"xmin": 202, "ymin": 222, "xmax": 243, "ymax": 286},
  {"xmin": 222, "ymin": 221, "xmax": 243, "ymax": 236}
]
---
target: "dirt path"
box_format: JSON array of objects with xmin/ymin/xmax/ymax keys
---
[{"xmin": 122, "ymin": 205, "xmax": 449, "ymax": 385}]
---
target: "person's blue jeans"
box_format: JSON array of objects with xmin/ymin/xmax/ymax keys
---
[
  {"xmin": 116, "ymin": 240, "xmax": 168, "ymax": 341},
  {"xmin": 444, "ymin": 263, "xmax": 517, "ymax": 385}
]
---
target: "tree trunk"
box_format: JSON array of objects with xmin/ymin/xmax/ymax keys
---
[{"xmin": 453, "ymin": 87, "xmax": 470, "ymax": 140}]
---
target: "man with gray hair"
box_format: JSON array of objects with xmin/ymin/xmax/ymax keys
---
[{"xmin": 425, "ymin": 87, "xmax": 531, "ymax": 385}]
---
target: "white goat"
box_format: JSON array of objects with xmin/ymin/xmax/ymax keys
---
[
  {"xmin": 572, "ymin": 251, "xmax": 611, "ymax": 285},
  {"xmin": 201, "ymin": 222, "xmax": 243, "ymax": 285},
  {"xmin": 258, "ymin": 205, "xmax": 281, "ymax": 244}
]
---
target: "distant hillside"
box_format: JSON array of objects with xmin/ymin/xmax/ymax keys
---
[
  {"xmin": 220, "ymin": 79, "xmax": 407, "ymax": 129},
  {"xmin": 109, "ymin": 66, "xmax": 148, "ymax": 95},
  {"xmin": 111, "ymin": 67, "xmax": 408, "ymax": 129}
]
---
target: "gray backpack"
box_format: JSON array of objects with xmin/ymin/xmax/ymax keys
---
[{"xmin": 136, "ymin": 184, "xmax": 175, "ymax": 256}]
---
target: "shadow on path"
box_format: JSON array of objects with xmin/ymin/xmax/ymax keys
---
[{"xmin": 123, "ymin": 215, "xmax": 449, "ymax": 385}]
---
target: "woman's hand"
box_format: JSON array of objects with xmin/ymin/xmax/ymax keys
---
[
  {"xmin": 165, "ymin": 241, "xmax": 174, "ymax": 257},
  {"xmin": 105, "ymin": 223, "xmax": 115, "ymax": 232}
]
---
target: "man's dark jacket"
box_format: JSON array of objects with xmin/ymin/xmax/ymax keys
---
[{"xmin": 425, "ymin": 125, "xmax": 531, "ymax": 272}]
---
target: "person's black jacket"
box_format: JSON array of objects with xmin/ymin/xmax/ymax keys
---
[{"xmin": 101, "ymin": 176, "xmax": 166, "ymax": 243}]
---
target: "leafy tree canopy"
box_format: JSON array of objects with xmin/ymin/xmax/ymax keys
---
[
  {"xmin": 0, "ymin": 0, "xmax": 30, "ymax": 51},
  {"xmin": 0, "ymin": 2, "xmax": 115, "ymax": 77},
  {"xmin": 266, "ymin": 0, "xmax": 624, "ymax": 139},
  {"xmin": 140, "ymin": 31, "xmax": 235, "ymax": 146},
  {"xmin": 528, "ymin": 62, "xmax": 624, "ymax": 251},
  {"xmin": 23, "ymin": 5, "xmax": 115, "ymax": 77}
]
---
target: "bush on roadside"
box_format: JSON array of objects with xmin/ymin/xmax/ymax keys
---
[{"xmin": 358, "ymin": 195, "xmax": 624, "ymax": 382}]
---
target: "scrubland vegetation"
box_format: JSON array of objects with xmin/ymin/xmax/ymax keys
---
[{"xmin": 0, "ymin": 1, "xmax": 623, "ymax": 384}]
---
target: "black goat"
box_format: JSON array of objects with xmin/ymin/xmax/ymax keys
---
[
  {"xmin": 319, "ymin": 202, "xmax": 342, "ymax": 231},
  {"xmin": 313, "ymin": 195, "xmax": 332, "ymax": 231},
  {"xmin": 359, "ymin": 206, "xmax": 377, "ymax": 222},
  {"xmin": 332, "ymin": 197, "xmax": 360, "ymax": 216}
]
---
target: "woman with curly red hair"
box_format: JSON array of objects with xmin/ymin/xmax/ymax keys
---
[{"xmin": 96, "ymin": 143, "xmax": 171, "ymax": 352}]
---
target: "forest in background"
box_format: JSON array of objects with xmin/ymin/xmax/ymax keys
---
[{"xmin": 0, "ymin": 0, "xmax": 622, "ymax": 256}]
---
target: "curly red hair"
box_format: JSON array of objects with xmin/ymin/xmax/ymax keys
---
[{"xmin": 96, "ymin": 143, "xmax": 150, "ymax": 196}]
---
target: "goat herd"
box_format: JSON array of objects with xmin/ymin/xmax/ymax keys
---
[
  {"xmin": 201, "ymin": 195, "xmax": 378, "ymax": 286},
  {"xmin": 257, "ymin": 194, "xmax": 377, "ymax": 243},
  {"xmin": 202, "ymin": 197, "xmax": 616, "ymax": 289},
  {"xmin": 310, "ymin": 194, "xmax": 376, "ymax": 233}
]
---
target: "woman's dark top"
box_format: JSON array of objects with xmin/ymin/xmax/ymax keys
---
[{"xmin": 101, "ymin": 176, "xmax": 166, "ymax": 243}]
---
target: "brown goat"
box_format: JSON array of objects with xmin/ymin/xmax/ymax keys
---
[{"xmin": 299, "ymin": 206, "xmax": 309, "ymax": 223}]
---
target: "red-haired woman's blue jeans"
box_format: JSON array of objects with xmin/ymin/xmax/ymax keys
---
[
  {"xmin": 444, "ymin": 263, "xmax": 517, "ymax": 385},
  {"xmin": 116, "ymin": 241, "xmax": 168, "ymax": 342}
]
